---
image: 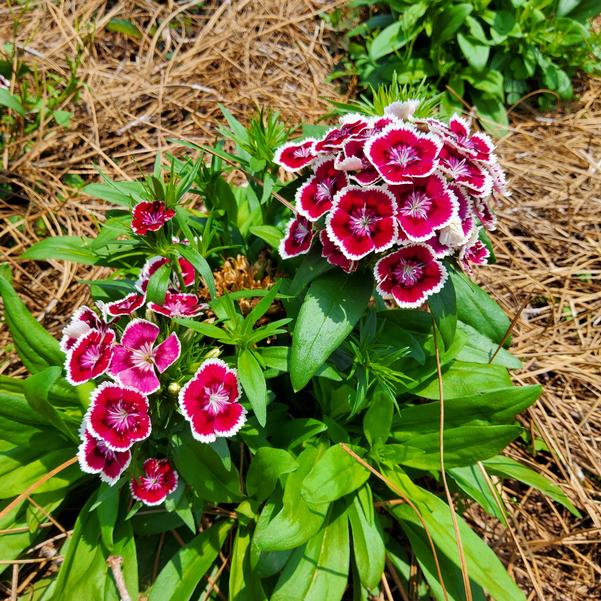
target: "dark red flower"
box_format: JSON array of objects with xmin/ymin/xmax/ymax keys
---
[
  {"xmin": 336, "ymin": 139, "xmax": 381, "ymax": 186},
  {"xmin": 130, "ymin": 458, "xmax": 178, "ymax": 506},
  {"xmin": 85, "ymin": 382, "xmax": 151, "ymax": 451},
  {"xmin": 279, "ymin": 215, "xmax": 314, "ymax": 259},
  {"xmin": 136, "ymin": 256, "xmax": 195, "ymax": 293},
  {"xmin": 296, "ymin": 157, "xmax": 348, "ymax": 221},
  {"xmin": 60, "ymin": 306, "xmax": 110, "ymax": 352},
  {"xmin": 314, "ymin": 115, "xmax": 370, "ymax": 153},
  {"xmin": 390, "ymin": 173, "xmax": 458, "ymax": 242},
  {"xmin": 472, "ymin": 196, "xmax": 497, "ymax": 231},
  {"xmin": 179, "ymin": 358, "xmax": 246, "ymax": 443},
  {"xmin": 274, "ymin": 138, "xmax": 318, "ymax": 172},
  {"xmin": 374, "ymin": 244, "xmax": 447, "ymax": 308},
  {"xmin": 99, "ymin": 292, "xmax": 145, "ymax": 319},
  {"xmin": 131, "ymin": 201, "xmax": 176, "ymax": 235},
  {"xmin": 319, "ymin": 231, "xmax": 357, "ymax": 273},
  {"xmin": 325, "ymin": 186, "xmax": 397, "ymax": 260},
  {"xmin": 78, "ymin": 429, "xmax": 131, "ymax": 485},
  {"xmin": 65, "ymin": 329, "xmax": 115, "ymax": 385},
  {"xmin": 460, "ymin": 233, "xmax": 490, "ymax": 271},
  {"xmin": 148, "ymin": 292, "xmax": 206, "ymax": 317},
  {"xmin": 439, "ymin": 145, "xmax": 492, "ymax": 197},
  {"xmin": 365, "ymin": 125, "xmax": 442, "ymax": 184}
]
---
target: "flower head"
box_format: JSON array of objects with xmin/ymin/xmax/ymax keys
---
[
  {"xmin": 136, "ymin": 256, "xmax": 196, "ymax": 293},
  {"xmin": 338, "ymin": 139, "xmax": 381, "ymax": 186},
  {"xmin": 374, "ymin": 244, "xmax": 447, "ymax": 308},
  {"xmin": 78, "ymin": 429, "xmax": 131, "ymax": 485},
  {"xmin": 439, "ymin": 145, "xmax": 492, "ymax": 197},
  {"xmin": 130, "ymin": 458, "xmax": 178, "ymax": 506},
  {"xmin": 326, "ymin": 186, "xmax": 397, "ymax": 260},
  {"xmin": 84, "ymin": 382, "xmax": 151, "ymax": 451},
  {"xmin": 109, "ymin": 319, "xmax": 181, "ymax": 394},
  {"xmin": 296, "ymin": 157, "xmax": 348, "ymax": 221},
  {"xmin": 279, "ymin": 215, "xmax": 314, "ymax": 259},
  {"xmin": 65, "ymin": 328, "xmax": 115, "ymax": 386},
  {"xmin": 98, "ymin": 292, "xmax": 145, "ymax": 319},
  {"xmin": 148, "ymin": 292, "xmax": 206, "ymax": 318},
  {"xmin": 60, "ymin": 306, "xmax": 110, "ymax": 352},
  {"xmin": 274, "ymin": 138, "xmax": 318, "ymax": 172},
  {"xmin": 131, "ymin": 201, "xmax": 176, "ymax": 235},
  {"xmin": 179, "ymin": 358, "xmax": 246, "ymax": 443},
  {"xmin": 319, "ymin": 231, "xmax": 357, "ymax": 273},
  {"xmin": 365, "ymin": 124, "xmax": 442, "ymax": 184},
  {"xmin": 442, "ymin": 115, "xmax": 494, "ymax": 163},
  {"xmin": 314, "ymin": 115, "xmax": 370, "ymax": 153}
]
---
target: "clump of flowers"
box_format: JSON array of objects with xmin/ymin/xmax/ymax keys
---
[
  {"xmin": 68, "ymin": 205, "xmax": 247, "ymax": 506},
  {"xmin": 275, "ymin": 102, "xmax": 506, "ymax": 308}
]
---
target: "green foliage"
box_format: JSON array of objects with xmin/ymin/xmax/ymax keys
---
[{"xmin": 328, "ymin": 0, "xmax": 601, "ymax": 131}]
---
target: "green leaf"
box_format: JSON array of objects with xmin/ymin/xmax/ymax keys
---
[
  {"xmin": 53, "ymin": 110, "xmax": 72, "ymax": 126},
  {"xmin": 238, "ymin": 349, "xmax": 267, "ymax": 427},
  {"xmin": 428, "ymin": 274, "xmax": 456, "ymax": 350},
  {"xmin": 145, "ymin": 263, "xmax": 171, "ymax": 305},
  {"xmin": 96, "ymin": 483, "xmax": 120, "ymax": 551},
  {"xmin": 271, "ymin": 506, "xmax": 350, "ymax": 601},
  {"xmin": 484, "ymin": 456, "xmax": 581, "ymax": 516},
  {"xmin": 178, "ymin": 245, "xmax": 217, "ymax": 299},
  {"xmin": 21, "ymin": 236, "xmax": 98, "ymax": 265},
  {"xmin": 230, "ymin": 524, "xmax": 268, "ymax": 601},
  {"xmin": 457, "ymin": 33, "xmax": 490, "ymax": 71},
  {"xmin": 149, "ymin": 520, "xmax": 233, "ymax": 601},
  {"xmin": 106, "ymin": 18, "xmax": 142, "ymax": 39},
  {"xmin": 449, "ymin": 465, "xmax": 506, "ymax": 523},
  {"xmin": 433, "ymin": 3, "xmax": 473, "ymax": 44},
  {"xmin": 456, "ymin": 321, "xmax": 522, "ymax": 368},
  {"xmin": 83, "ymin": 180, "xmax": 146, "ymax": 206},
  {"xmin": 0, "ymin": 89, "xmax": 25, "ymax": 115},
  {"xmin": 302, "ymin": 444, "xmax": 370, "ymax": 504},
  {"xmin": 363, "ymin": 386, "xmax": 394, "ymax": 446},
  {"xmin": 348, "ymin": 494, "xmax": 385, "ymax": 589},
  {"xmin": 290, "ymin": 269, "xmax": 372, "ymax": 390},
  {"xmin": 246, "ymin": 447, "xmax": 298, "ymax": 500},
  {"xmin": 250, "ymin": 225, "xmax": 283, "ymax": 248}
]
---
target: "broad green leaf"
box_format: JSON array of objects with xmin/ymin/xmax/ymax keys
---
[
  {"xmin": 457, "ymin": 33, "xmax": 490, "ymax": 71},
  {"xmin": 302, "ymin": 444, "xmax": 370, "ymax": 504},
  {"xmin": 238, "ymin": 349, "xmax": 267, "ymax": 427},
  {"xmin": 53, "ymin": 110, "xmax": 72, "ymax": 126},
  {"xmin": 290, "ymin": 269, "xmax": 372, "ymax": 390},
  {"xmin": 250, "ymin": 225, "xmax": 283, "ymax": 248},
  {"xmin": 229, "ymin": 525, "xmax": 268, "ymax": 601},
  {"xmin": 21, "ymin": 236, "xmax": 99, "ymax": 264},
  {"xmin": 96, "ymin": 483, "xmax": 120, "ymax": 551},
  {"xmin": 271, "ymin": 507, "xmax": 350, "ymax": 601},
  {"xmin": 348, "ymin": 495, "xmax": 385, "ymax": 589},
  {"xmin": 149, "ymin": 520, "xmax": 233, "ymax": 601},
  {"xmin": 369, "ymin": 21, "xmax": 418, "ymax": 61},
  {"xmin": 106, "ymin": 18, "xmax": 142, "ymax": 39},
  {"xmin": 270, "ymin": 418, "xmax": 328, "ymax": 450},
  {"xmin": 83, "ymin": 180, "xmax": 146, "ymax": 206},
  {"xmin": 428, "ymin": 274, "xmax": 457, "ymax": 350},
  {"xmin": 178, "ymin": 245, "xmax": 217, "ymax": 299},
  {"xmin": 456, "ymin": 321, "xmax": 522, "ymax": 368},
  {"xmin": 363, "ymin": 386, "xmax": 394, "ymax": 446},
  {"xmin": 484, "ymin": 456, "xmax": 580, "ymax": 516},
  {"xmin": 449, "ymin": 465, "xmax": 506, "ymax": 523},
  {"xmin": 0, "ymin": 89, "xmax": 25, "ymax": 115},
  {"xmin": 433, "ymin": 3, "xmax": 473, "ymax": 43},
  {"xmin": 145, "ymin": 263, "xmax": 171, "ymax": 305},
  {"xmin": 246, "ymin": 447, "xmax": 298, "ymax": 500}
]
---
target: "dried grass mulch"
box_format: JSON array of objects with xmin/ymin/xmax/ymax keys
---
[{"xmin": 0, "ymin": 1, "xmax": 600, "ymax": 599}]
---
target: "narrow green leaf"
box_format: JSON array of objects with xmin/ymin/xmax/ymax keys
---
[
  {"xmin": 178, "ymin": 245, "xmax": 217, "ymax": 299},
  {"xmin": 246, "ymin": 448, "xmax": 298, "ymax": 500},
  {"xmin": 145, "ymin": 263, "xmax": 171, "ymax": 305},
  {"xmin": 21, "ymin": 236, "xmax": 98, "ymax": 265},
  {"xmin": 428, "ymin": 274, "xmax": 457, "ymax": 350},
  {"xmin": 237, "ymin": 349, "xmax": 267, "ymax": 427},
  {"xmin": 0, "ymin": 89, "xmax": 25, "ymax": 115},
  {"xmin": 363, "ymin": 386, "xmax": 394, "ymax": 446}
]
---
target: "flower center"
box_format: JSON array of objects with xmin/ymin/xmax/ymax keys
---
[
  {"xmin": 294, "ymin": 145, "xmax": 312, "ymax": 158},
  {"xmin": 388, "ymin": 145, "xmax": 418, "ymax": 168},
  {"xmin": 293, "ymin": 223, "xmax": 309, "ymax": 244},
  {"xmin": 315, "ymin": 179, "xmax": 334, "ymax": 204},
  {"xmin": 81, "ymin": 344, "xmax": 102, "ymax": 368},
  {"xmin": 106, "ymin": 400, "xmax": 139, "ymax": 432},
  {"xmin": 205, "ymin": 384, "xmax": 230, "ymax": 413},
  {"xmin": 144, "ymin": 211, "xmax": 165, "ymax": 225},
  {"xmin": 444, "ymin": 156, "xmax": 470, "ymax": 178},
  {"xmin": 349, "ymin": 207, "xmax": 376, "ymax": 237},
  {"xmin": 131, "ymin": 341, "xmax": 156, "ymax": 371},
  {"xmin": 399, "ymin": 191, "xmax": 432, "ymax": 220},
  {"xmin": 394, "ymin": 259, "xmax": 424, "ymax": 286}
]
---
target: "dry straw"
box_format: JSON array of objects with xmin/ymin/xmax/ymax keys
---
[{"xmin": 0, "ymin": 1, "xmax": 600, "ymax": 599}]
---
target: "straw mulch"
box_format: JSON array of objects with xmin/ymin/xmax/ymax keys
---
[{"xmin": 1, "ymin": 1, "xmax": 600, "ymax": 599}]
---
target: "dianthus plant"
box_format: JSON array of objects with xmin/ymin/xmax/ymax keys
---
[{"xmin": 0, "ymin": 100, "xmax": 579, "ymax": 601}]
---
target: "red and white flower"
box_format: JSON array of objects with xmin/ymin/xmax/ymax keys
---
[
  {"xmin": 443, "ymin": 114, "xmax": 494, "ymax": 163},
  {"xmin": 65, "ymin": 329, "xmax": 115, "ymax": 385},
  {"xmin": 279, "ymin": 215, "xmax": 314, "ymax": 259},
  {"xmin": 365, "ymin": 125, "xmax": 442, "ymax": 184},
  {"xmin": 472, "ymin": 196, "xmax": 497, "ymax": 231},
  {"xmin": 374, "ymin": 244, "xmax": 447, "ymax": 308},
  {"xmin": 296, "ymin": 157, "xmax": 348, "ymax": 221},
  {"xmin": 98, "ymin": 292, "xmax": 145, "ymax": 319},
  {"xmin": 439, "ymin": 145, "xmax": 492, "ymax": 197},
  {"xmin": 337, "ymin": 139, "xmax": 381, "ymax": 186},
  {"xmin": 84, "ymin": 382, "xmax": 151, "ymax": 451},
  {"xmin": 459, "ymin": 230, "xmax": 490, "ymax": 271},
  {"xmin": 148, "ymin": 292, "xmax": 206, "ymax": 318},
  {"xmin": 178, "ymin": 358, "xmax": 246, "ymax": 443},
  {"xmin": 60, "ymin": 306, "xmax": 110, "ymax": 352},
  {"xmin": 326, "ymin": 186, "xmax": 397, "ymax": 260},
  {"xmin": 135, "ymin": 256, "xmax": 195, "ymax": 293},
  {"xmin": 391, "ymin": 173, "xmax": 458, "ymax": 242},
  {"xmin": 78, "ymin": 428, "xmax": 131, "ymax": 485},
  {"xmin": 274, "ymin": 138, "xmax": 318, "ymax": 172},
  {"xmin": 109, "ymin": 319, "xmax": 181, "ymax": 395},
  {"xmin": 319, "ymin": 231, "xmax": 357, "ymax": 273},
  {"xmin": 314, "ymin": 115, "xmax": 370, "ymax": 153},
  {"xmin": 130, "ymin": 458, "xmax": 178, "ymax": 506},
  {"xmin": 131, "ymin": 201, "xmax": 176, "ymax": 235}
]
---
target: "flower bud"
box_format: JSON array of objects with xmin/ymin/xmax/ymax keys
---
[
  {"xmin": 167, "ymin": 382, "xmax": 181, "ymax": 396},
  {"xmin": 204, "ymin": 347, "xmax": 222, "ymax": 360}
]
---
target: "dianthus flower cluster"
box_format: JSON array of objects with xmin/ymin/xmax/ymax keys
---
[
  {"xmin": 64, "ymin": 203, "xmax": 246, "ymax": 505},
  {"xmin": 275, "ymin": 100, "xmax": 507, "ymax": 307}
]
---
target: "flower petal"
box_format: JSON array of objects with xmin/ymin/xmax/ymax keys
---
[
  {"xmin": 154, "ymin": 333, "xmax": 181, "ymax": 373},
  {"xmin": 121, "ymin": 318, "xmax": 160, "ymax": 351}
]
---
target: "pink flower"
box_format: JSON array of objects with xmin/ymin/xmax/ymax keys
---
[
  {"xmin": 319, "ymin": 231, "xmax": 357, "ymax": 273},
  {"xmin": 274, "ymin": 138, "xmax": 318, "ymax": 172},
  {"xmin": 131, "ymin": 201, "xmax": 176, "ymax": 235},
  {"xmin": 279, "ymin": 215, "xmax": 314, "ymax": 259},
  {"xmin": 84, "ymin": 382, "xmax": 151, "ymax": 451},
  {"xmin": 374, "ymin": 244, "xmax": 447, "ymax": 308},
  {"xmin": 443, "ymin": 115, "xmax": 494, "ymax": 163},
  {"xmin": 109, "ymin": 319, "xmax": 181, "ymax": 395},
  {"xmin": 148, "ymin": 292, "xmax": 206, "ymax": 318},
  {"xmin": 337, "ymin": 139, "xmax": 381, "ymax": 186},
  {"xmin": 326, "ymin": 186, "xmax": 397, "ymax": 260},
  {"xmin": 98, "ymin": 292, "xmax": 145, "ymax": 319},
  {"xmin": 460, "ymin": 230, "xmax": 490, "ymax": 271},
  {"xmin": 136, "ymin": 256, "xmax": 195, "ymax": 293},
  {"xmin": 60, "ymin": 306, "xmax": 110, "ymax": 352},
  {"xmin": 314, "ymin": 115, "xmax": 370, "ymax": 153},
  {"xmin": 472, "ymin": 196, "xmax": 497, "ymax": 231},
  {"xmin": 65, "ymin": 329, "xmax": 116, "ymax": 385},
  {"xmin": 178, "ymin": 358, "xmax": 246, "ymax": 443},
  {"xmin": 296, "ymin": 157, "xmax": 348, "ymax": 221},
  {"xmin": 365, "ymin": 124, "xmax": 442, "ymax": 184},
  {"xmin": 439, "ymin": 145, "xmax": 492, "ymax": 197},
  {"xmin": 77, "ymin": 429, "xmax": 131, "ymax": 485},
  {"xmin": 130, "ymin": 458, "xmax": 178, "ymax": 506},
  {"xmin": 391, "ymin": 173, "xmax": 458, "ymax": 242}
]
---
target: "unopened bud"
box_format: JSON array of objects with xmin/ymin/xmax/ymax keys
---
[
  {"xmin": 204, "ymin": 348, "xmax": 221, "ymax": 360},
  {"xmin": 167, "ymin": 382, "xmax": 181, "ymax": 396}
]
